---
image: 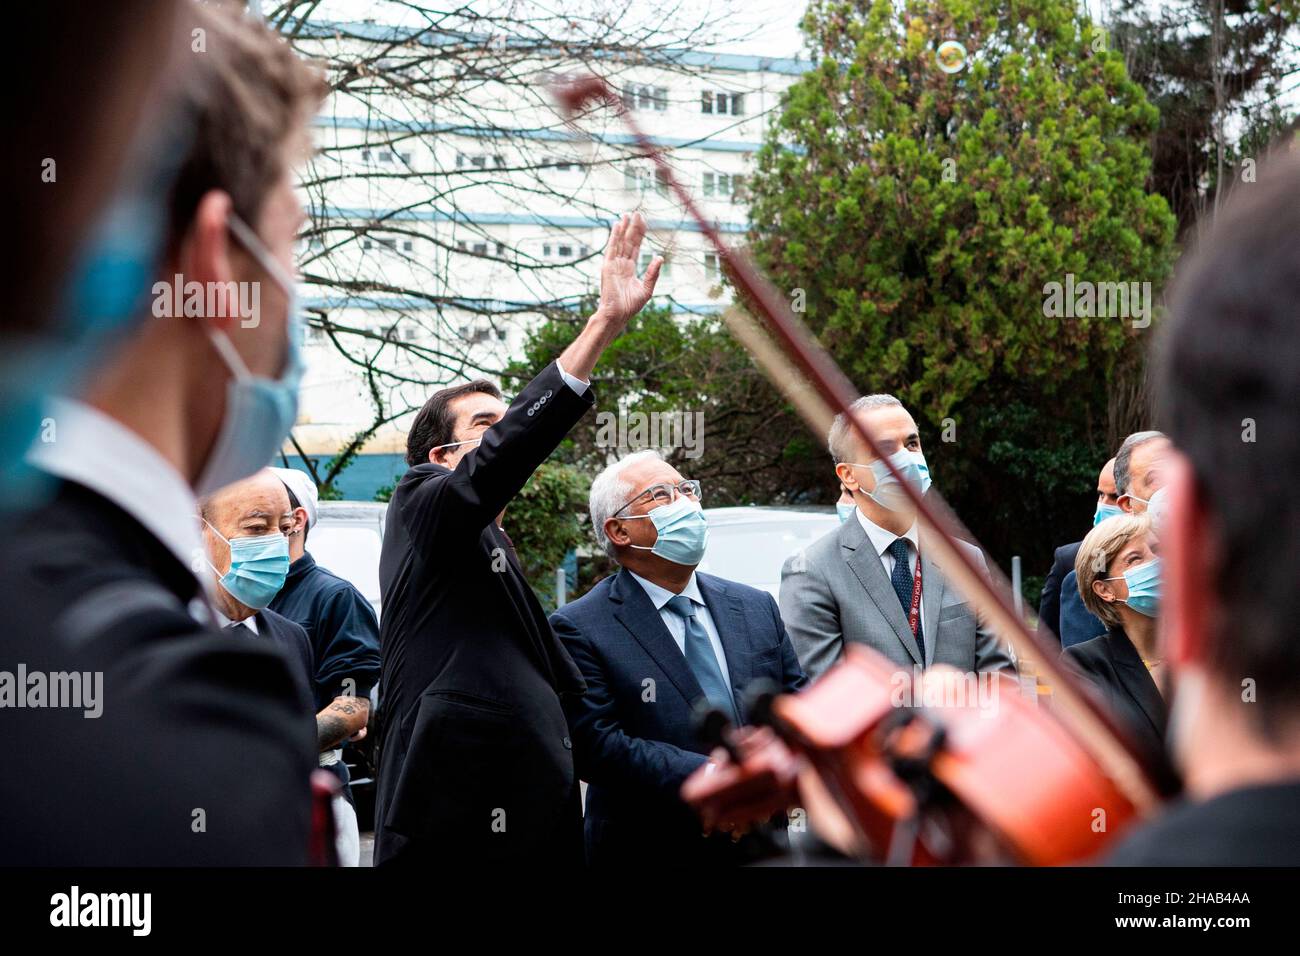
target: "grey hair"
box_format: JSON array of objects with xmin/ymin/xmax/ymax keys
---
[
  {"xmin": 1113, "ymin": 430, "xmax": 1166, "ymax": 497},
  {"xmin": 589, "ymin": 449, "xmax": 665, "ymax": 558},
  {"xmin": 827, "ymin": 394, "xmax": 904, "ymax": 463}
]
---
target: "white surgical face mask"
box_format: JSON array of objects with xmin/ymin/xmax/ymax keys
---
[{"xmin": 194, "ymin": 213, "xmax": 303, "ymax": 496}]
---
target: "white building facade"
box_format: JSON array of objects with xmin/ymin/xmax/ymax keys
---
[{"xmin": 287, "ymin": 21, "xmax": 808, "ymax": 495}]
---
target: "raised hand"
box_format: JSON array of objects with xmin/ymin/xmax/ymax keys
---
[{"xmin": 596, "ymin": 211, "xmax": 663, "ymax": 328}]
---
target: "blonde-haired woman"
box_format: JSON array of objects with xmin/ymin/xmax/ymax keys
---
[{"xmin": 1064, "ymin": 514, "xmax": 1167, "ymax": 760}]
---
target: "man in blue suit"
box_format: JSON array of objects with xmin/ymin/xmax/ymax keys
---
[{"xmin": 551, "ymin": 450, "xmax": 806, "ymax": 867}]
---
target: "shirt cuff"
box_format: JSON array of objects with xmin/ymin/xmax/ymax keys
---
[{"xmin": 555, "ymin": 360, "xmax": 590, "ymax": 396}]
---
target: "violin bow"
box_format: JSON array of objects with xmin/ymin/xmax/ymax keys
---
[{"xmin": 551, "ymin": 74, "xmax": 1161, "ymax": 814}]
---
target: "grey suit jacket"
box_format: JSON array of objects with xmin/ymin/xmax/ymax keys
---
[{"xmin": 779, "ymin": 517, "xmax": 1014, "ymax": 680}]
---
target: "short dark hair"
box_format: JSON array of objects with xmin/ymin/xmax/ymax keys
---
[
  {"xmin": 1153, "ymin": 144, "xmax": 1300, "ymax": 728},
  {"xmin": 167, "ymin": 4, "xmax": 325, "ymax": 252},
  {"xmin": 406, "ymin": 379, "xmax": 503, "ymax": 467}
]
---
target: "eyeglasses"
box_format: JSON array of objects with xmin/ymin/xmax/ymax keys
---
[{"xmin": 613, "ymin": 479, "xmax": 702, "ymax": 517}]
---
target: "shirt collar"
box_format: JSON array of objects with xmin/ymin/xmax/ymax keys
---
[
  {"xmin": 214, "ymin": 608, "xmax": 259, "ymax": 634},
  {"xmin": 27, "ymin": 397, "xmax": 203, "ymax": 574},
  {"xmin": 855, "ymin": 507, "xmax": 919, "ymax": 557},
  {"xmin": 626, "ymin": 568, "xmax": 704, "ymax": 611}
]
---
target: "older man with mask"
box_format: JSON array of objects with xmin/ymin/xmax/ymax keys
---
[
  {"xmin": 550, "ymin": 450, "xmax": 805, "ymax": 866},
  {"xmin": 780, "ymin": 394, "xmax": 1012, "ymax": 681},
  {"xmin": 199, "ymin": 472, "xmax": 315, "ymax": 704},
  {"xmin": 201, "ymin": 468, "xmax": 375, "ymax": 864}
]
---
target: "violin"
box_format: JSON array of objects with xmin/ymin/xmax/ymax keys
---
[{"xmin": 551, "ymin": 74, "xmax": 1176, "ymax": 865}]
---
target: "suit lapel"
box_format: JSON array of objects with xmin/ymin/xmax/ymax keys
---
[
  {"xmin": 1108, "ymin": 629, "xmax": 1166, "ymax": 735},
  {"xmin": 610, "ymin": 570, "xmax": 704, "ymax": 705},
  {"xmin": 696, "ymin": 574, "xmax": 750, "ymax": 721},
  {"xmin": 919, "ymin": 546, "xmax": 945, "ymax": 668},
  {"xmin": 841, "ymin": 519, "xmax": 923, "ymax": 666}
]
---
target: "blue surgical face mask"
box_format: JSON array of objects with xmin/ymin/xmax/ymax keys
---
[
  {"xmin": 1093, "ymin": 502, "xmax": 1123, "ymax": 527},
  {"xmin": 1105, "ymin": 557, "xmax": 1161, "ymax": 618},
  {"xmin": 204, "ymin": 518, "xmax": 290, "ymax": 610},
  {"xmin": 845, "ymin": 448, "xmax": 931, "ymax": 513},
  {"xmin": 626, "ymin": 496, "xmax": 709, "ymax": 566},
  {"xmin": 836, "ymin": 502, "xmax": 856, "ymax": 524},
  {"xmin": 195, "ymin": 214, "xmax": 303, "ymax": 496}
]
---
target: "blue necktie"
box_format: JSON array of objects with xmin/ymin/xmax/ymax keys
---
[
  {"xmin": 887, "ymin": 538, "xmax": 925, "ymax": 662},
  {"xmin": 666, "ymin": 594, "xmax": 739, "ymax": 724}
]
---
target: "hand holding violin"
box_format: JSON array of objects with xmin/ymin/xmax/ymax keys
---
[{"xmin": 682, "ymin": 726, "xmax": 800, "ymax": 837}]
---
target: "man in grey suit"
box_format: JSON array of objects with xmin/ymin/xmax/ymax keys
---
[{"xmin": 780, "ymin": 394, "xmax": 1013, "ymax": 680}]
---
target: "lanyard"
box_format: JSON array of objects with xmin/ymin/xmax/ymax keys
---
[{"xmin": 907, "ymin": 550, "xmax": 923, "ymax": 637}]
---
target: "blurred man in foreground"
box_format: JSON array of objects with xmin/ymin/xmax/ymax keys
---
[
  {"xmin": 4, "ymin": 5, "xmax": 325, "ymax": 863},
  {"xmin": 1108, "ymin": 147, "xmax": 1300, "ymax": 865}
]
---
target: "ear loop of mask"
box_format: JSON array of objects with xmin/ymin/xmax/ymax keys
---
[
  {"xmin": 433, "ymin": 437, "xmax": 483, "ymax": 452},
  {"xmin": 205, "ymin": 212, "xmax": 297, "ymax": 383}
]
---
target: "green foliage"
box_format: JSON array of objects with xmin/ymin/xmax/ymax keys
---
[
  {"xmin": 750, "ymin": 0, "xmax": 1176, "ymax": 424},
  {"xmin": 743, "ymin": 0, "xmax": 1177, "ymax": 574},
  {"xmin": 506, "ymin": 461, "xmax": 591, "ymax": 609},
  {"xmin": 507, "ymin": 298, "xmax": 826, "ymax": 509}
]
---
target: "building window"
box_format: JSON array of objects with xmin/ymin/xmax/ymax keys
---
[
  {"xmin": 456, "ymin": 152, "xmax": 490, "ymax": 170},
  {"xmin": 361, "ymin": 148, "xmax": 412, "ymax": 167},
  {"xmin": 362, "ymin": 235, "xmax": 399, "ymax": 253},
  {"xmin": 704, "ymin": 252, "xmax": 721, "ymax": 279},
  {"xmin": 703, "ymin": 171, "xmax": 745, "ymax": 200},
  {"xmin": 541, "ymin": 241, "xmax": 591, "ymax": 262},
  {"xmin": 701, "ymin": 90, "xmax": 745, "ymax": 116},
  {"xmin": 622, "ymin": 84, "xmax": 668, "ymax": 111}
]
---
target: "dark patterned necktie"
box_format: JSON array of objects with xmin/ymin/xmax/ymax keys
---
[{"xmin": 887, "ymin": 538, "xmax": 925, "ymax": 661}]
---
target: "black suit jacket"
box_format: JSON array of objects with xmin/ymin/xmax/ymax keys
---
[
  {"xmin": 1107, "ymin": 780, "xmax": 1300, "ymax": 865},
  {"xmin": 551, "ymin": 569, "xmax": 806, "ymax": 866},
  {"xmin": 1063, "ymin": 625, "xmax": 1167, "ymax": 763},
  {"xmin": 1037, "ymin": 541, "xmax": 1080, "ymax": 645},
  {"xmin": 251, "ymin": 608, "xmax": 316, "ymax": 715},
  {"xmin": 374, "ymin": 362, "xmax": 591, "ymax": 867},
  {"xmin": 1, "ymin": 480, "xmax": 317, "ymax": 865}
]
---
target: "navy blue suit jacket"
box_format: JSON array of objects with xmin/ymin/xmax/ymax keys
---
[
  {"xmin": 550, "ymin": 568, "xmax": 805, "ymax": 866},
  {"xmin": 1060, "ymin": 569, "xmax": 1107, "ymax": 648}
]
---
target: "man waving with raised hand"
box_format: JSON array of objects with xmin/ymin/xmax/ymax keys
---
[{"xmin": 375, "ymin": 212, "xmax": 662, "ymax": 867}]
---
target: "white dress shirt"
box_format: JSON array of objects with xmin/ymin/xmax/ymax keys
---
[
  {"xmin": 215, "ymin": 609, "xmax": 259, "ymax": 634},
  {"xmin": 626, "ymin": 569, "xmax": 732, "ymax": 689},
  {"xmin": 554, "ymin": 360, "xmax": 588, "ymax": 396},
  {"xmin": 28, "ymin": 397, "xmax": 205, "ymax": 576},
  {"xmin": 855, "ymin": 508, "xmax": 927, "ymax": 637}
]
